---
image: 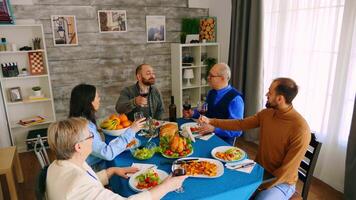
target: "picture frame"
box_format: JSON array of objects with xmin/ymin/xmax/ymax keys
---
[
  {"xmin": 9, "ymin": 87, "xmax": 22, "ymax": 102},
  {"xmin": 51, "ymin": 15, "xmax": 78, "ymax": 46},
  {"xmin": 146, "ymin": 16, "xmax": 166, "ymax": 43},
  {"xmin": 0, "ymin": 0, "xmax": 14, "ymax": 24},
  {"xmin": 185, "ymin": 34, "xmax": 199, "ymax": 44},
  {"xmin": 98, "ymin": 10, "xmax": 127, "ymax": 33}
]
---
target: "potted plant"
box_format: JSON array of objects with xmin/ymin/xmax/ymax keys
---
[
  {"xmin": 181, "ymin": 18, "xmax": 200, "ymax": 43},
  {"xmin": 32, "ymin": 86, "xmax": 42, "ymax": 97}
]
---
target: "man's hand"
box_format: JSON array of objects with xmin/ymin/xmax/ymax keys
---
[
  {"xmin": 198, "ymin": 115, "xmax": 211, "ymax": 125},
  {"xmin": 182, "ymin": 109, "xmax": 194, "ymax": 118},
  {"xmin": 135, "ymin": 96, "xmax": 148, "ymax": 107},
  {"xmin": 196, "ymin": 123, "xmax": 215, "ymax": 135}
]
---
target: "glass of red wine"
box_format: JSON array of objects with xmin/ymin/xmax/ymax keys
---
[
  {"xmin": 197, "ymin": 101, "xmax": 208, "ymax": 116},
  {"xmin": 139, "ymin": 88, "xmax": 149, "ymax": 107},
  {"xmin": 172, "ymin": 165, "xmax": 186, "ymax": 193},
  {"xmin": 134, "ymin": 111, "xmax": 145, "ymax": 136}
]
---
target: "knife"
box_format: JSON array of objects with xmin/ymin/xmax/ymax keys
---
[{"xmin": 231, "ymin": 162, "xmax": 256, "ymax": 169}]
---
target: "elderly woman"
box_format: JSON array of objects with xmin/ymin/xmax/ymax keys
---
[{"xmin": 46, "ymin": 117, "xmax": 187, "ymax": 200}]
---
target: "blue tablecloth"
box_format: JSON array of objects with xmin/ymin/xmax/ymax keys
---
[{"xmin": 105, "ymin": 119, "xmax": 263, "ymax": 200}]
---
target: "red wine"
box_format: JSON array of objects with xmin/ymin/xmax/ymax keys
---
[
  {"xmin": 198, "ymin": 110, "xmax": 207, "ymax": 115},
  {"xmin": 140, "ymin": 93, "xmax": 149, "ymax": 97},
  {"xmin": 172, "ymin": 168, "xmax": 186, "ymax": 177},
  {"xmin": 169, "ymin": 96, "xmax": 177, "ymax": 122}
]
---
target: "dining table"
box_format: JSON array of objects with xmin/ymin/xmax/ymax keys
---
[{"xmin": 105, "ymin": 119, "xmax": 265, "ymax": 200}]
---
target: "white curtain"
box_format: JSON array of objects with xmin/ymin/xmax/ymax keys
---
[{"xmin": 263, "ymin": 0, "xmax": 356, "ymax": 192}]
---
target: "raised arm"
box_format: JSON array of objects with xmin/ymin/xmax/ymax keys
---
[
  {"xmin": 207, "ymin": 113, "xmax": 260, "ymax": 131},
  {"xmin": 116, "ymin": 88, "xmax": 136, "ymax": 114}
]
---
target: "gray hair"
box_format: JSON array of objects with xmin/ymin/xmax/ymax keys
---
[
  {"xmin": 48, "ymin": 117, "xmax": 88, "ymax": 160},
  {"xmin": 216, "ymin": 63, "xmax": 231, "ymax": 81}
]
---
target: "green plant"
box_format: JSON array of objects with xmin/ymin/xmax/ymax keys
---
[
  {"xmin": 32, "ymin": 86, "xmax": 41, "ymax": 91},
  {"xmin": 181, "ymin": 18, "xmax": 200, "ymax": 34},
  {"xmin": 204, "ymin": 57, "xmax": 217, "ymax": 76},
  {"xmin": 180, "ymin": 32, "xmax": 187, "ymax": 44}
]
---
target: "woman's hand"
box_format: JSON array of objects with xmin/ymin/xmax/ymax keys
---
[
  {"xmin": 107, "ymin": 167, "xmax": 139, "ymax": 179},
  {"xmin": 130, "ymin": 118, "xmax": 146, "ymax": 133}
]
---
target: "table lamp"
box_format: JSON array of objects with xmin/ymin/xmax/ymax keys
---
[{"xmin": 183, "ymin": 69, "xmax": 194, "ymax": 86}]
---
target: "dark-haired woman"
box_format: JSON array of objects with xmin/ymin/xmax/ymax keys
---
[{"xmin": 69, "ymin": 84, "xmax": 145, "ymax": 170}]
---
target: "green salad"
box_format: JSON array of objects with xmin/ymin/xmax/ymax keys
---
[{"xmin": 132, "ymin": 147, "xmax": 155, "ymax": 160}]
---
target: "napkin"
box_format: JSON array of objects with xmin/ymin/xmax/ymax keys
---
[
  {"xmin": 225, "ymin": 159, "xmax": 256, "ymax": 174},
  {"xmin": 181, "ymin": 126, "xmax": 195, "ymax": 142},
  {"xmin": 196, "ymin": 133, "xmax": 215, "ymax": 141},
  {"xmin": 127, "ymin": 163, "xmax": 157, "ymax": 177}
]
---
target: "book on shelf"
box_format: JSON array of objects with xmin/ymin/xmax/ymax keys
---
[{"xmin": 18, "ymin": 116, "xmax": 45, "ymax": 126}]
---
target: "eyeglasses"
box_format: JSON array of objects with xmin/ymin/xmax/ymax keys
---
[
  {"xmin": 77, "ymin": 132, "xmax": 94, "ymax": 143},
  {"xmin": 208, "ymin": 73, "xmax": 222, "ymax": 78}
]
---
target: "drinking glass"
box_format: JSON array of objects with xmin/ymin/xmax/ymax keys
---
[
  {"xmin": 197, "ymin": 101, "xmax": 208, "ymax": 116},
  {"xmin": 134, "ymin": 111, "xmax": 145, "ymax": 136},
  {"xmin": 172, "ymin": 164, "xmax": 186, "ymax": 193},
  {"xmin": 139, "ymin": 87, "xmax": 149, "ymax": 107}
]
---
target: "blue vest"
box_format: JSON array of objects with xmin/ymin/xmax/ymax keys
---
[
  {"xmin": 206, "ymin": 87, "xmax": 243, "ymax": 145},
  {"xmin": 206, "ymin": 87, "xmax": 242, "ymax": 119}
]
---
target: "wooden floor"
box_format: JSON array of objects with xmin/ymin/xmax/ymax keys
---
[{"xmin": 0, "ymin": 139, "xmax": 344, "ymax": 200}]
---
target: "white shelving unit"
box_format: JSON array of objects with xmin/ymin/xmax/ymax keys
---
[
  {"xmin": 0, "ymin": 24, "xmax": 56, "ymax": 152},
  {"xmin": 171, "ymin": 43, "xmax": 219, "ymax": 117}
]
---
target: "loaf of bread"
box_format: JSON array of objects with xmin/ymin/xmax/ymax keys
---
[{"xmin": 159, "ymin": 123, "xmax": 178, "ymax": 139}]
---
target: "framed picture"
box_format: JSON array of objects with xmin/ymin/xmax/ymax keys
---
[
  {"xmin": 51, "ymin": 15, "xmax": 78, "ymax": 46},
  {"xmin": 0, "ymin": 0, "xmax": 14, "ymax": 24},
  {"xmin": 146, "ymin": 16, "xmax": 166, "ymax": 43},
  {"xmin": 98, "ymin": 10, "xmax": 127, "ymax": 33},
  {"xmin": 9, "ymin": 87, "xmax": 22, "ymax": 102},
  {"xmin": 199, "ymin": 17, "xmax": 217, "ymax": 42}
]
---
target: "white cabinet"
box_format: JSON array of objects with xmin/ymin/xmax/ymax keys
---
[
  {"xmin": 171, "ymin": 43, "xmax": 219, "ymax": 117},
  {"xmin": 0, "ymin": 25, "xmax": 56, "ymax": 152}
]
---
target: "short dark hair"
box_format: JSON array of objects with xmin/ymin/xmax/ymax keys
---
[
  {"xmin": 273, "ymin": 77, "xmax": 298, "ymax": 104},
  {"xmin": 136, "ymin": 64, "xmax": 149, "ymax": 75}
]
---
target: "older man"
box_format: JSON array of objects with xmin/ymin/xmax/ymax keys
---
[
  {"xmin": 200, "ymin": 78, "xmax": 311, "ymax": 200},
  {"xmin": 116, "ymin": 64, "xmax": 164, "ymax": 121},
  {"xmin": 183, "ymin": 63, "xmax": 244, "ymax": 145}
]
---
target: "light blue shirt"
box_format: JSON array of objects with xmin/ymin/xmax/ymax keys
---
[{"xmin": 86, "ymin": 121, "xmax": 135, "ymax": 169}]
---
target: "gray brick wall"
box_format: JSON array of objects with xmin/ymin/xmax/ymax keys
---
[{"xmin": 13, "ymin": 0, "xmax": 208, "ymax": 120}]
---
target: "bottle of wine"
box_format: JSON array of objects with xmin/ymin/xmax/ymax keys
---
[{"xmin": 169, "ymin": 96, "xmax": 177, "ymax": 122}]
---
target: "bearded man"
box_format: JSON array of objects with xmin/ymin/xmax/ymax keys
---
[
  {"xmin": 116, "ymin": 64, "xmax": 164, "ymax": 120},
  {"xmin": 199, "ymin": 78, "xmax": 311, "ymax": 200}
]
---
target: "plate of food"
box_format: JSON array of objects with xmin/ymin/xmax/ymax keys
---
[
  {"xmin": 211, "ymin": 146, "xmax": 247, "ymax": 163},
  {"xmin": 160, "ymin": 134, "xmax": 193, "ymax": 159},
  {"xmin": 129, "ymin": 168, "xmax": 168, "ymax": 192},
  {"xmin": 172, "ymin": 157, "xmax": 224, "ymax": 178},
  {"xmin": 180, "ymin": 122, "xmax": 199, "ymax": 133},
  {"xmin": 125, "ymin": 138, "xmax": 140, "ymax": 151}
]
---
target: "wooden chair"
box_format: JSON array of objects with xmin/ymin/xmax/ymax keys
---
[{"xmin": 291, "ymin": 133, "xmax": 322, "ymax": 200}]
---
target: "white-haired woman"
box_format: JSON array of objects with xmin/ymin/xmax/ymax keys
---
[{"xmin": 46, "ymin": 117, "xmax": 186, "ymax": 200}]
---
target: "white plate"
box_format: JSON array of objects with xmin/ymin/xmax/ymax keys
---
[
  {"xmin": 172, "ymin": 157, "xmax": 224, "ymax": 178},
  {"xmin": 125, "ymin": 138, "xmax": 141, "ymax": 151},
  {"xmin": 211, "ymin": 146, "xmax": 247, "ymax": 163},
  {"xmin": 129, "ymin": 169, "xmax": 168, "ymax": 192},
  {"xmin": 102, "ymin": 127, "xmax": 129, "ymax": 136},
  {"xmin": 180, "ymin": 122, "xmax": 199, "ymax": 130}
]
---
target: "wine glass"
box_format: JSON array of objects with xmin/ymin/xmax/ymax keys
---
[
  {"xmin": 139, "ymin": 87, "xmax": 149, "ymax": 107},
  {"xmin": 134, "ymin": 111, "xmax": 145, "ymax": 136},
  {"xmin": 172, "ymin": 164, "xmax": 186, "ymax": 193},
  {"xmin": 197, "ymin": 101, "xmax": 208, "ymax": 116}
]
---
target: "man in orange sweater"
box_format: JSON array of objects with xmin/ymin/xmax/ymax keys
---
[{"xmin": 199, "ymin": 77, "xmax": 311, "ymax": 200}]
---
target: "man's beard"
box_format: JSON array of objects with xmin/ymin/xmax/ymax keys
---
[
  {"xmin": 142, "ymin": 77, "xmax": 155, "ymax": 86},
  {"xmin": 265, "ymin": 101, "xmax": 277, "ymax": 109}
]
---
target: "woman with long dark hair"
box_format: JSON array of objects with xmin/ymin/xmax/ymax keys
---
[{"xmin": 69, "ymin": 84, "xmax": 145, "ymax": 170}]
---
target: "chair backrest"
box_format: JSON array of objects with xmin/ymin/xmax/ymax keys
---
[
  {"xmin": 34, "ymin": 135, "xmax": 50, "ymax": 168},
  {"xmin": 35, "ymin": 165, "xmax": 49, "ymax": 200},
  {"xmin": 298, "ymin": 133, "xmax": 322, "ymax": 200}
]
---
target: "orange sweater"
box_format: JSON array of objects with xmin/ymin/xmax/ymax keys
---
[{"xmin": 210, "ymin": 106, "xmax": 311, "ymax": 188}]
